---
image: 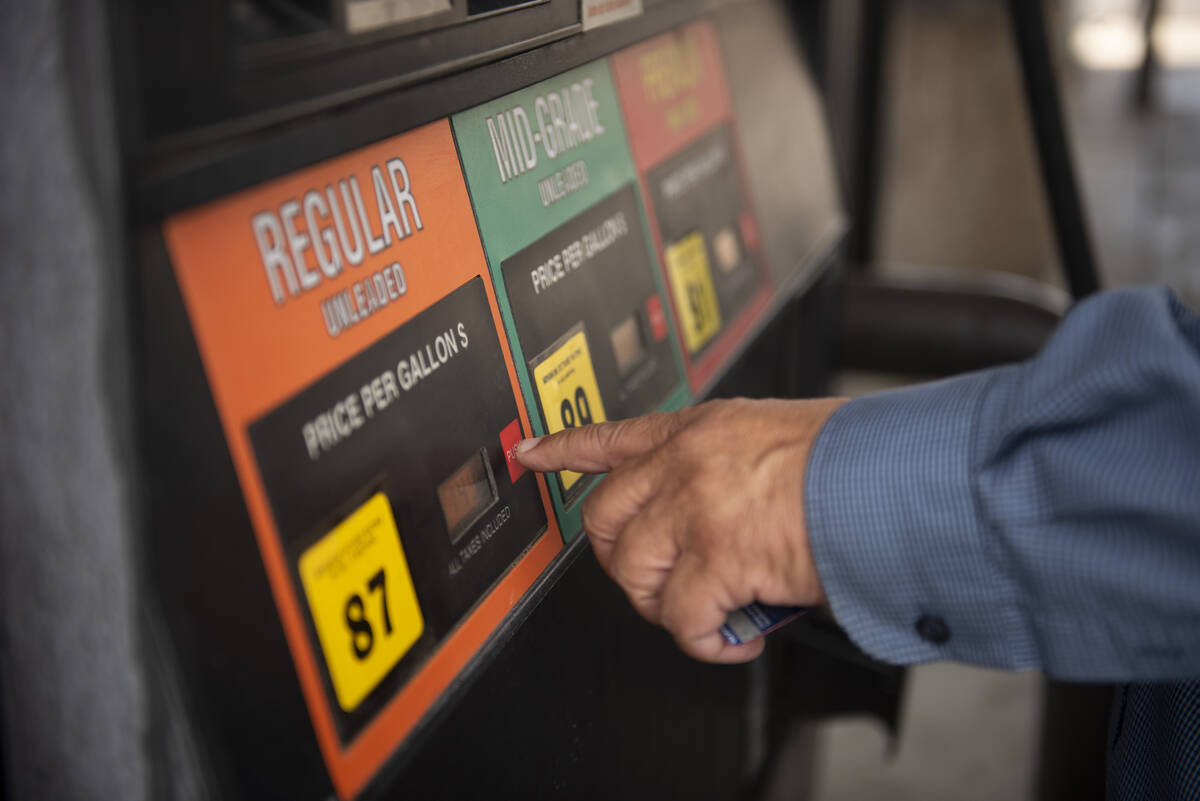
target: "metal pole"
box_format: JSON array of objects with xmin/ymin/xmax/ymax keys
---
[
  {"xmin": 1006, "ymin": 0, "xmax": 1101, "ymax": 299},
  {"xmin": 1135, "ymin": 0, "xmax": 1161, "ymax": 109},
  {"xmin": 847, "ymin": 0, "xmax": 890, "ymax": 269}
]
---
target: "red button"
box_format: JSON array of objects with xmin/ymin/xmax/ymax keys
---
[
  {"xmin": 499, "ymin": 419, "xmax": 526, "ymax": 483},
  {"xmin": 739, "ymin": 211, "xmax": 761, "ymax": 254},
  {"xmin": 646, "ymin": 294, "xmax": 668, "ymax": 343}
]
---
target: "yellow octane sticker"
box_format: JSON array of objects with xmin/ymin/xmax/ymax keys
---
[
  {"xmin": 665, "ymin": 231, "xmax": 722, "ymax": 354},
  {"xmin": 299, "ymin": 492, "xmax": 423, "ymax": 713},
  {"xmin": 532, "ymin": 326, "xmax": 607, "ymax": 491}
]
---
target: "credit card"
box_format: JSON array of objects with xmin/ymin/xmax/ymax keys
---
[{"xmin": 719, "ymin": 604, "xmax": 805, "ymax": 646}]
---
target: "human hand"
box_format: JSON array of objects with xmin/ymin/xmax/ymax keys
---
[{"xmin": 516, "ymin": 397, "xmax": 846, "ymax": 663}]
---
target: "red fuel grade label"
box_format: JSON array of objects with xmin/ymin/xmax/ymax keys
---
[
  {"xmin": 611, "ymin": 19, "xmax": 775, "ymax": 392},
  {"xmin": 162, "ymin": 119, "xmax": 560, "ymax": 800}
]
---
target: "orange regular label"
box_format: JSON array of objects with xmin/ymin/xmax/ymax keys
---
[{"xmin": 162, "ymin": 119, "xmax": 560, "ymax": 800}]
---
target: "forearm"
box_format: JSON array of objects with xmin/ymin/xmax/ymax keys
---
[{"xmin": 808, "ymin": 286, "xmax": 1200, "ymax": 682}]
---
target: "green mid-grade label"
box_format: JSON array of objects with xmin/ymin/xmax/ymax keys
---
[{"xmin": 452, "ymin": 58, "xmax": 690, "ymax": 542}]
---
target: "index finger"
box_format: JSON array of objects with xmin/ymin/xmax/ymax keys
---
[{"xmin": 515, "ymin": 409, "xmax": 695, "ymax": 475}]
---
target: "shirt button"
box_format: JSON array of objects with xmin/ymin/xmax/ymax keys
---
[{"xmin": 916, "ymin": 615, "xmax": 951, "ymax": 645}]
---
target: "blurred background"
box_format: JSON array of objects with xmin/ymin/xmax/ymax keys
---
[
  {"xmin": 864, "ymin": 0, "xmax": 1198, "ymax": 302},
  {"xmin": 792, "ymin": 1, "xmax": 1198, "ymax": 798}
]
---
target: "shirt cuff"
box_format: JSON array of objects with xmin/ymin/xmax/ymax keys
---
[{"xmin": 806, "ymin": 372, "xmax": 1038, "ymax": 670}]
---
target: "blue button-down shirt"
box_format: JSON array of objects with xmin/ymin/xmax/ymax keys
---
[{"xmin": 806, "ymin": 286, "xmax": 1200, "ymax": 799}]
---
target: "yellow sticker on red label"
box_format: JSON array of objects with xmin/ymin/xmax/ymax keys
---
[
  {"xmin": 299, "ymin": 492, "xmax": 423, "ymax": 713},
  {"xmin": 665, "ymin": 231, "xmax": 722, "ymax": 354},
  {"xmin": 531, "ymin": 326, "xmax": 607, "ymax": 491}
]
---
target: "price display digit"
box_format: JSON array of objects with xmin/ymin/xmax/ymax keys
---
[
  {"xmin": 531, "ymin": 326, "xmax": 608, "ymax": 491},
  {"xmin": 664, "ymin": 232, "xmax": 722, "ymax": 354},
  {"xmin": 299, "ymin": 492, "xmax": 424, "ymax": 713}
]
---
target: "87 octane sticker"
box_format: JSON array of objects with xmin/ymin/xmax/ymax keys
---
[{"xmin": 299, "ymin": 492, "xmax": 423, "ymax": 712}]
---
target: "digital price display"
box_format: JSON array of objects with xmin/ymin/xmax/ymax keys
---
[
  {"xmin": 162, "ymin": 120, "xmax": 560, "ymax": 800},
  {"xmin": 438, "ymin": 448, "xmax": 499, "ymax": 544},
  {"xmin": 610, "ymin": 312, "xmax": 648, "ymax": 377},
  {"xmin": 452, "ymin": 59, "xmax": 690, "ymax": 539},
  {"xmin": 612, "ymin": 20, "xmax": 775, "ymax": 392}
]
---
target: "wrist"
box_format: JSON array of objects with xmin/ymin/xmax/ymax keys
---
[{"xmin": 795, "ymin": 397, "xmax": 847, "ymax": 607}]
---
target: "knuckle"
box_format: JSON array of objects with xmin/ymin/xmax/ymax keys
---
[
  {"xmin": 661, "ymin": 432, "xmax": 701, "ymax": 472},
  {"xmin": 580, "ymin": 496, "xmax": 603, "ymax": 536},
  {"xmin": 649, "ymin": 410, "xmax": 683, "ymax": 441},
  {"xmin": 671, "ymin": 425, "xmax": 704, "ymax": 454},
  {"xmin": 624, "ymin": 586, "xmax": 661, "ymax": 624},
  {"xmin": 696, "ymin": 397, "xmax": 733, "ymax": 422},
  {"xmin": 683, "ymin": 516, "xmax": 723, "ymax": 560},
  {"xmin": 671, "ymin": 416, "xmax": 724, "ymax": 459},
  {"xmin": 684, "ymin": 529, "xmax": 717, "ymax": 564},
  {"xmin": 594, "ymin": 421, "xmax": 621, "ymax": 452},
  {"xmin": 583, "ymin": 421, "xmax": 611, "ymax": 453},
  {"xmin": 680, "ymin": 481, "xmax": 717, "ymax": 520},
  {"xmin": 611, "ymin": 535, "xmax": 651, "ymax": 586},
  {"xmin": 657, "ymin": 598, "xmax": 683, "ymax": 634},
  {"xmin": 609, "ymin": 550, "xmax": 636, "ymax": 589}
]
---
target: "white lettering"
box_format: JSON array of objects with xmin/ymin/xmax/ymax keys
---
[
  {"xmin": 386, "ymin": 158, "xmax": 423, "ymax": 235},
  {"xmin": 252, "ymin": 211, "xmax": 296, "ymax": 304},
  {"xmin": 280, "ymin": 200, "xmax": 320, "ymax": 291},
  {"xmin": 304, "ymin": 190, "xmax": 342, "ymax": 279}
]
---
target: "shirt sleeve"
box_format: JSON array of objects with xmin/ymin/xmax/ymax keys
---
[{"xmin": 806, "ymin": 286, "xmax": 1200, "ymax": 682}]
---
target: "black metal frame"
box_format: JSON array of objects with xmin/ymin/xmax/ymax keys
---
[
  {"xmin": 120, "ymin": 0, "xmax": 749, "ymax": 219},
  {"xmin": 1006, "ymin": 0, "xmax": 1100, "ymax": 300},
  {"xmin": 846, "ymin": 0, "xmax": 890, "ymax": 269}
]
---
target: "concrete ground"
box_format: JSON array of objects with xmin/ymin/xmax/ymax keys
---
[{"xmin": 810, "ymin": 665, "xmax": 1043, "ymax": 801}]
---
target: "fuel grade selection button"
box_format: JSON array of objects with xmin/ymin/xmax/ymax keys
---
[
  {"xmin": 299, "ymin": 492, "xmax": 423, "ymax": 713},
  {"xmin": 499, "ymin": 419, "xmax": 526, "ymax": 483}
]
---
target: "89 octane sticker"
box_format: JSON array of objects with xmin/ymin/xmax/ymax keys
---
[
  {"xmin": 299, "ymin": 492, "xmax": 424, "ymax": 713},
  {"xmin": 531, "ymin": 325, "xmax": 608, "ymax": 491}
]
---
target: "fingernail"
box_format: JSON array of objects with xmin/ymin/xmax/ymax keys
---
[{"xmin": 515, "ymin": 437, "xmax": 543, "ymax": 454}]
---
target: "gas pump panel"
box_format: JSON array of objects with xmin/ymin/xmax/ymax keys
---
[
  {"xmin": 452, "ymin": 59, "xmax": 690, "ymax": 539},
  {"xmin": 612, "ymin": 20, "xmax": 775, "ymax": 392},
  {"xmin": 161, "ymin": 119, "xmax": 561, "ymax": 800},
  {"xmin": 107, "ymin": 3, "xmax": 858, "ymax": 799}
]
